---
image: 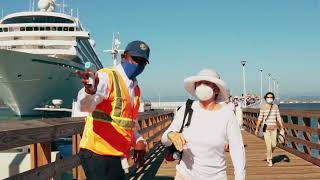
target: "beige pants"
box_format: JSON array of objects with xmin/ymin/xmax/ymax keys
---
[{"xmin": 263, "ymin": 129, "xmax": 277, "ymax": 162}]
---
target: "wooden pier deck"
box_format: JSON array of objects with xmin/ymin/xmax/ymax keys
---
[
  {"xmin": 131, "ymin": 131, "xmax": 320, "ymax": 180},
  {"xmin": 1, "ymin": 109, "xmax": 319, "ymax": 180}
]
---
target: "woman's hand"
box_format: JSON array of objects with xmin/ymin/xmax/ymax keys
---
[
  {"xmin": 168, "ymin": 132, "xmax": 187, "ymax": 151},
  {"xmin": 254, "ymin": 128, "xmax": 259, "ymax": 136}
]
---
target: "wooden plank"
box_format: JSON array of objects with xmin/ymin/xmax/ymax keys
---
[
  {"xmin": 30, "ymin": 142, "xmax": 51, "ymax": 169},
  {"xmin": 0, "ymin": 112, "xmax": 173, "ymax": 151},
  {"xmin": 0, "ymin": 118, "xmax": 84, "ymax": 151},
  {"xmin": 6, "ymin": 155, "xmax": 81, "ymax": 180},
  {"xmin": 139, "ymin": 117, "xmax": 171, "ymax": 134},
  {"xmin": 243, "ymin": 108, "xmax": 320, "ymax": 119},
  {"xmin": 0, "ymin": 121, "xmax": 55, "ymax": 151},
  {"xmin": 286, "ymin": 136, "xmax": 320, "ymax": 150},
  {"xmin": 137, "ymin": 111, "xmax": 174, "ymax": 121},
  {"xmin": 72, "ymin": 134, "xmax": 85, "ymax": 180},
  {"xmin": 148, "ymin": 131, "xmax": 320, "ymax": 180},
  {"xmin": 1, "ymin": 111, "xmax": 174, "ymax": 179},
  {"xmin": 284, "ymin": 123, "xmax": 320, "ymax": 134}
]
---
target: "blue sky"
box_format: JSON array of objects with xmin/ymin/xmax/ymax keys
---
[{"xmin": 1, "ymin": 0, "xmax": 320, "ymax": 101}]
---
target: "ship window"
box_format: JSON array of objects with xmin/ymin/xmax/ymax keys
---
[
  {"xmin": 20, "ymin": 27, "xmax": 26, "ymax": 31},
  {"xmin": 63, "ymin": 27, "xmax": 68, "ymax": 31},
  {"xmin": 34, "ymin": 27, "xmax": 39, "ymax": 31},
  {"xmin": 14, "ymin": 37, "xmax": 18, "ymax": 40},
  {"xmin": 58, "ymin": 27, "xmax": 63, "ymax": 31},
  {"xmin": 69, "ymin": 27, "xmax": 74, "ymax": 31},
  {"xmin": 2, "ymin": 16, "xmax": 74, "ymax": 24},
  {"xmin": 45, "ymin": 27, "xmax": 50, "ymax": 31},
  {"xmin": 40, "ymin": 27, "xmax": 45, "ymax": 31},
  {"xmin": 26, "ymin": 27, "xmax": 32, "ymax": 31},
  {"xmin": 39, "ymin": 45, "xmax": 45, "ymax": 49},
  {"xmin": 3, "ymin": 28, "xmax": 8, "ymax": 32},
  {"xmin": 52, "ymin": 27, "xmax": 56, "ymax": 31},
  {"xmin": 0, "ymin": 28, "xmax": 2, "ymax": 32},
  {"xmin": 40, "ymin": 37, "xmax": 46, "ymax": 40}
]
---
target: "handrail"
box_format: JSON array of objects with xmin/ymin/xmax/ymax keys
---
[
  {"xmin": 0, "ymin": 110, "xmax": 174, "ymax": 180},
  {"xmin": 242, "ymin": 108, "xmax": 320, "ymax": 166}
]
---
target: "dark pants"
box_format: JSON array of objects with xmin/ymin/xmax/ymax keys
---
[{"xmin": 79, "ymin": 148, "xmax": 125, "ymax": 180}]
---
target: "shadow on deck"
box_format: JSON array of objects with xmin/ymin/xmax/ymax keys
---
[{"xmin": 131, "ymin": 131, "xmax": 320, "ymax": 180}]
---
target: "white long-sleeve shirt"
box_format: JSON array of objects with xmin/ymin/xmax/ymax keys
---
[
  {"xmin": 162, "ymin": 101, "xmax": 246, "ymax": 180},
  {"xmin": 77, "ymin": 64, "xmax": 143, "ymax": 143}
]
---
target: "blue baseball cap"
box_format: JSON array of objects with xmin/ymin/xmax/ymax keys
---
[{"xmin": 125, "ymin": 40, "xmax": 150, "ymax": 63}]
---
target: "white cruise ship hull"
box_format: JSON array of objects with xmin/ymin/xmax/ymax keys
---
[{"xmin": 0, "ymin": 49, "xmax": 84, "ymax": 116}]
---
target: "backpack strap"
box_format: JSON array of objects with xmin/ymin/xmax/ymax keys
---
[
  {"xmin": 263, "ymin": 104, "xmax": 273, "ymax": 124},
  {"xmin": 178, "ymin": 99, "xmax": 194, "ymax": 133}
]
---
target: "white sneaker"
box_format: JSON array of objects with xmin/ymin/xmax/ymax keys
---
[{"xmin": 268, "ymin": 161, "xmax": 273, "ymax": 167}]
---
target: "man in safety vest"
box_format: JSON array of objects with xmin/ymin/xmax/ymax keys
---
[{"xmin": 76, "ymin": 40, "xmax": 150, "ymax": 180}]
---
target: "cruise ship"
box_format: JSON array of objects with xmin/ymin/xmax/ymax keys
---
[{"xmin": 0, "ymin": 0, "xmax": 103, "ymax": 115}]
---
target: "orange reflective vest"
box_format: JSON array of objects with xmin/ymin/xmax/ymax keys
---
[{"xmin": 79, "ymin": 68, "xmax": 140, "ymax": 157}]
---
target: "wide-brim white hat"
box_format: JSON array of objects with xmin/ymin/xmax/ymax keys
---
[{"xmin": 184, "ymin": 69, "xmax": 230, "ymax": 102}]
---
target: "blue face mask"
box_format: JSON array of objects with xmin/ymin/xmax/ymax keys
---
[{"xmin": 122, "ymin": 59, "xmax": 145, "ymax": 80}]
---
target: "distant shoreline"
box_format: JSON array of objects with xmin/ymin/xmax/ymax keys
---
[{"xmin": 280, "ymin": 102, "xmax": 320, "ymax": 104}]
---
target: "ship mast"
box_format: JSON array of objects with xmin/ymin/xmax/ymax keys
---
[{"xmin": 103, "ymin": 32, "xmax": 124, "ymax": 67}]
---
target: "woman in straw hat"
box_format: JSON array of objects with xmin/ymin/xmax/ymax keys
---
[{"xmin": 161, "ymin": 69, "xmax": 246, "ymax": 180}]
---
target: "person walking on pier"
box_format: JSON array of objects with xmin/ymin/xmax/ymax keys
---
[
  {"xmin": 76, "ymin": 40, "xmax": 150, "ymax": 180},
  {"xmin": 255, "ymin": 92, "xmax": 284, "ymax": 167},
  {"xmin": 162, "ymin": 69, "xmax": 246, "ymax": 180}
]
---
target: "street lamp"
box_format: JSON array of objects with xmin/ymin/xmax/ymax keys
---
[
  {"xmin": 268, "ymin": 73, "xmax": 272, "ymax": 92},
  {"xmin": 276, "ymin": 81, "xmax": 280, "ymax": 101},
  {"xmin": 273, "ymin": 78, "xmax": 276, "ymax": 96},
  {"xmin": 241, "ymin": 60, "xmax": 247, "ymax": 107},
  {"xmin": 259, "ymin": 69, "xmax": 263, "ymax": 102},
  {"xmin": 158, "ymin": 92, "xmax": 161, "ymax": 107}
]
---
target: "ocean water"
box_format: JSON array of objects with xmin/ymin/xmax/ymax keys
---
[
  {"xmin": 0, "ymin": 107, "xmax": 41, "ymax": 122},
  {"xmin": 279, "ymin": 103, "xmax": 320, "ymax": 110}
]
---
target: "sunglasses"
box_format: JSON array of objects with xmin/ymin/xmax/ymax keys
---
[{"xmin": 131, "ymin": 56, "xmax": 148, "ymax": 66}]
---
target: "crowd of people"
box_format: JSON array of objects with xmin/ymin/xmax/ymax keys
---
[{"xmin": 230, "ymin": 93, "xmax": 261, "ymax": 108}]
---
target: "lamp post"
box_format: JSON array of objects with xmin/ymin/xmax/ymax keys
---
[
  {"xmin": 158, "ymin": 92, "xmax": 161, "ymax": 107},
  {"xmin": 273, "ymin": 78, "xmax": 276, "ymax": 95},
  {"xmin": 268, "ymin": 73, "xmax": 272, "ymax": 92},
  {"xmin": 241, "ymin": 60, "xmax": 247, "ymax": 107},
  {"xmin": 259, "ymin": 69, "xmax": 263, "ymax": 102},
  {"xmin": 276, "ymin": 81, "xmax": 280, "ymax": 101}
]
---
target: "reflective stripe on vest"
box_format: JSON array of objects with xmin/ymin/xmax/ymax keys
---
[
  {"xmin": 92, "ymin": 110, "xmax": 132, "ymax": 129},
  {"xmin": 79, "ymin": 68, "xmax": 140, "ymax": 157},
  {"xmin": 112, "ymin": 70, "xmax": 123, "ymax": 117}
]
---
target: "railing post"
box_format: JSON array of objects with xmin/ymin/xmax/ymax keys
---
[
  {"xmin": 30, "ymin": 142, "xmax": 51, "ymax": 169},
  {"xmin": 72, "ymin": 134, "xmax": 85, "ymax": 180}
]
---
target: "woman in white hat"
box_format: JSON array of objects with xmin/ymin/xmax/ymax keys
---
[{"xmin": 162, "ymin": 69, "xmax": 246, "ymax": 180}]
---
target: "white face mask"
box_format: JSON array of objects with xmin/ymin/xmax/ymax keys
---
[
  {"xmin": 266, "ymin": 98, "xmax": 273, "ymax": 104},
  {"xmin": 195, "ymin": 84, "xmax": 214, "ymax": 101}
]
